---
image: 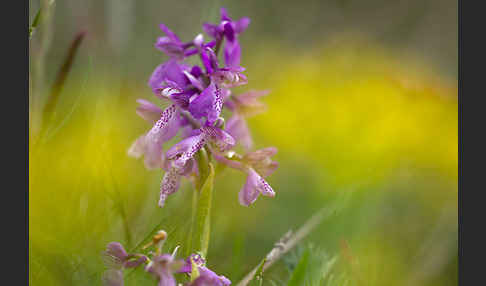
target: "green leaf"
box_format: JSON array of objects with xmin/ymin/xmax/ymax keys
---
[
  {"xmin": 192, "ymin": 163, "xmax": 215, "ymax": 257},
  {"xmin": 287, "ymin": 249, "xmax": 310, "ymax": 286}
]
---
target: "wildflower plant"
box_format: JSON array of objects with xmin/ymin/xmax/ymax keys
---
[{"xmin": 103, "ymin": 8, "xmax": 279, "ymax": 286}]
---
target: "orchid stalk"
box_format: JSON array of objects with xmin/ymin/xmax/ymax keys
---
[{"xmin": 104, "ymin": 8, "xmax": 280, "ymax": 285}]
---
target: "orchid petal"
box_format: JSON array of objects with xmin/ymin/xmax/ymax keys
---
[
  {"xmin": 239, "ymin": 168, "xmax": 275, "ymax": 206},
  {"xmin": 201, "ymin": 125, "xmax": 236, "ymax": 152},
  {"xmin": 189, "ymin": 83, "xmax": 223, "ymax": 123},
  {"xmin": 135, "ymin": 99, "xmax": 163, "ymax": 123},
  {"xmin": 166, "ymin": 133, "xmax": 206, "ymax": 169},
  {"xmin": 148, "ymin": 60, "xmax": 188, "ymax": 94},
  {"xmin": 235, "ymin": 17, "xmax": 250, "ymax": 34},
  {"xmin": 224, "ymin": 40, "xmax": 241, "ymax": 67},
  {"xmin": 225, "ymin": 115, "xmax": 253, "ymax": 150}
]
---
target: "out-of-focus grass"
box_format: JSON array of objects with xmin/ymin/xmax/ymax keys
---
[{"xmin": 29, "ymin": 39, "xmax": 457, "ymax": 285}]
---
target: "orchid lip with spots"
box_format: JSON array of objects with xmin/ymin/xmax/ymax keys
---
[{"xmin": 129, "ymin": 7, "xmax": 278, "ymax": 208}]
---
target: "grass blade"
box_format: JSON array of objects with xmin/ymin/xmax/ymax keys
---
[
  {"xmin": 29, "ymin": 0, "xmax": 55, "ymax": 39},
  {"xmin": 287, "ymin": 249, "xmax": 310, "ymax": 286},
  {"xmin": 35, "ymin": 31, "xmax": 86, "ymax": 146}
]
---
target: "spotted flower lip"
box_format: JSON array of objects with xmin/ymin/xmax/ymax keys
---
[
  {"xmin": 165, "ymin": 132, "xmax": 207, "ymax": 170},
  {"xmin": 128, "ymin": 104, "xmax": 181, "ymax": 170},
  {"xmin": 201, "ymin": 125, "xmax": 236, "ymax": 153},
  {"xmin": 239, "ymin": 167, "xmax": 275, "ymax": 207},
  {"xmin": 158, "ymin": 158, "xmax": 195, "ymax": 207},
  {"xmin": 159, "ymin": 126, "xmax": 235, "ymax": 206}
]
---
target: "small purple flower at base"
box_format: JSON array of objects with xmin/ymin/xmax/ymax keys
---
[
  {"xmin": 239, "ymin": 167, "xmax": 275, "ymax": 207},
  {"xmin": 103, "ymin": 242, "xmax": 148, "ymax": 269},
  {"xmin": 102, "ymin": 242, "xmax": 148, "ymax": 286},
  {"xmin": 179, "ymin": 254, "xmax": 231, "ymax": 286},
  {"xmin": 145, "ymin": 254, "xmax": 184, "ymax": 286},
  {"xmin": 189, "ymin": 267, "xmax": 231, "ymax": 286}
]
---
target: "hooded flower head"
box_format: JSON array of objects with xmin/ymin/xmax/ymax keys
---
[
  {"xmin": 203, "ymin": 7, "xmax": 250, "ymax": 68},
  {"xmin": 130, "ymin": 7, "xmax": 277, "ymax": 208}
]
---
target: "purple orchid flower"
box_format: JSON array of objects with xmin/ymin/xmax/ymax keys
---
[
  {"xmin": 239, "ymin": 167, "xmax": 276, "ymax": 207},
  {"xmin": 149, "ymin": 59, "xmax": 190, "ymax": 95},
  {"xmin": 189, "ymin": 266, "xmax": 232, "ymax": 286},
  {"xmin": 155, "ymin": 24, "xmax": 216, "ymax": 60},
  {"xmin": 145, "ymin": 254, "xmax": 184, "ymax": 286},
  {"xmin": 203, "ymin": 7, "xmax": 250, "ymax": 68},
  {"xmin": 128, "ymin": 103, "xmax": 182, "ymax": 170},
  {"xmin": 159, "ymin": 126, "xmax": 235, "ymax": 207},
  {"xmin": 101, "ymin": 242, "xmax": 148, "ymax": 286},
  {"xmin": 213, "ymin": 147, "xmax": 278, "ymax": 207},
  {"xmin": 179, "ymin": 254, "xmax": 231, "ymax": 286},
  {"xmin": 131, "ymin": 7, "xmax": 278, "ymax": 209},
  {"xmin": 155, "ymin": 24, "xmax": 188, "ymax": 59}
]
